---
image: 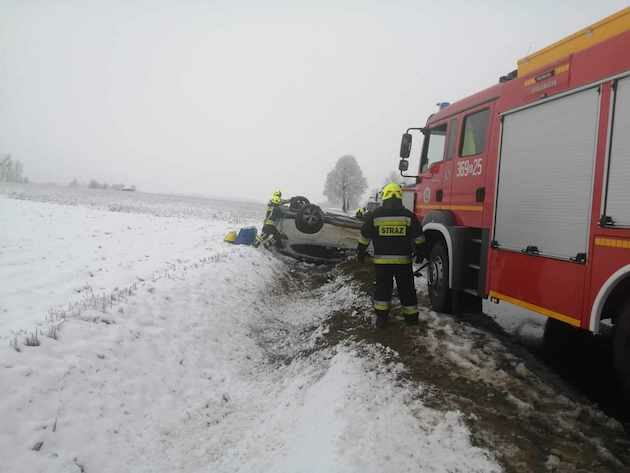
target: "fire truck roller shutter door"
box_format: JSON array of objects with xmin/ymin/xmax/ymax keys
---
[
  {"xmin": 605, "ymin": 75, "xmax": 630, "ymax": 227},
  {"xmin": 494, "ymin": 87, "xmax": 600, "ymax": 260}
]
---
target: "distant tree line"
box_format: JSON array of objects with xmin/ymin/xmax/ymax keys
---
[
  {"xmin": 0, "ymin": 155, "xmax": 29, "ymax": 183},
  {"xmin": 88, "ymin": 179, "xmax": 108, "ymax": 189},
  {"xmin": 85, "ymin": 179, "xmax": 135, "ymax": 191}
]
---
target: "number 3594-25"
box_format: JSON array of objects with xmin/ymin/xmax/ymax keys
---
[{"xmin": 456, "ymin": 158, "xmax": 482, "ymax": 177}]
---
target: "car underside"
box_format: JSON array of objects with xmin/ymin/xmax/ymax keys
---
[{"xmin": 273, "ymin": 196, "xmax": 363, "ymax": 263}]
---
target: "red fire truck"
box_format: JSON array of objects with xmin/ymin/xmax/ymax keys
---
[{"xmin": 398, "ymin": 8, "xmax": 630, "ymax": 398}]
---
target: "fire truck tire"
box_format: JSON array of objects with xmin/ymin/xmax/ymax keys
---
[
  {"xmin": 295, "ymin": 204, "xmax": 324, "ymax": 234},
  {"xmin": 613, "ymin": 302, "xmax": 630, "ymax": 402},
  {"xmin": 289, "ymin": 196, "xmax": 310, "ymax": 211},
  {"xmin": 542, "ymin": 318, "xmax": 581, "ymax": 364},
  {"xmin": 427, "ymin": 240, "xmax": 452, "ymax": 313}
]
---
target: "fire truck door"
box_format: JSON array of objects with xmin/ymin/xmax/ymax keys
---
[
  {"xmin": 449, "ymin": 108, "xmax": 491, "ymax": 226},
  {"xmin": 603, "ymin": 75, "xmax": 630, "ymax": 227},
  {"xmin": 417, "ymin": 121, "xmax": 453, "ymax": 215}
]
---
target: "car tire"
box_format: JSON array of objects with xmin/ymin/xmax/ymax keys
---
[
  {"xmin": 427, "ymin": 240, "xmax": 452, "ymax": 313},
  {"xmin": 289, "ymin": 196, "xmax": 310, "ymax": 211},
  {"xmin": 295, "ymin": 204, "xmax": 324, "ymax": 234},
  {"xmin": 614, "ymin": 302, "xmax": 630, "ymax": 402}
]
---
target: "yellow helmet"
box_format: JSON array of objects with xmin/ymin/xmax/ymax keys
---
[
  {"xmin": 224, "ymin": 230, "xmax": 237, "ymax": 243},
  {"xmin": 271, "ymin": 190, "xmax": 282, "ymax": 205},
  {"xmin": 382, "ymin": 182, "xmax": 402, "ymax": 200}
]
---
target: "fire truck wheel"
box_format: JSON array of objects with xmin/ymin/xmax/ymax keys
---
[
  {"xmin": 542, "ymin": 318, "xmax": 582, "ymax": 365},
  {"xmin": 427, "ymin": 240, "xmax": 452, "ymax": 313},
  {"xmin": 613, "ymin": 302, "xmax": 630, "ymax": 402},
  {"xmin": 295, "ymin": 204, "xmax": 324, "ymax": 234}
]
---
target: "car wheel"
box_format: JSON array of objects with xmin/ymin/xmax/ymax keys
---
[
  {"xmin": 289, "ymin": 196, "xmax": 310, "ymax": 211},
  {"xmin": 614, "ymin": 302, "xmax": 630, "ymax": 402},
  {"xmin": 427, "ymin": 240, "xmax": 451, "ymax": 313},
  {"xmin": 295, "ymin": 204, "xmax": 324, "ymax": 234}
]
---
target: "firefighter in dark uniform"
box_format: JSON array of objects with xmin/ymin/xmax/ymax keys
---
[
  {"xmin": 357, "ymin": 182, "xmax": 426, "ymax": 327},
  {"xmin": 255, "ymin": 190, "xmax": 286, "ymax": 248}
]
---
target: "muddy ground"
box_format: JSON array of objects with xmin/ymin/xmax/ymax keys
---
[{"xmin": 268, "ymin": 260, "xmax": 630, "ymax": 473}]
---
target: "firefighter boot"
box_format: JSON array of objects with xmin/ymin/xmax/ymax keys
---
[
  {"xmin": 403, "ymin": 308, "xmax": 419, "ymax": 326},
  {"xmin": 375, "ymin": 310, "xmax": 390, "ymax": 329},
  {"xmin": 404, "ymin": 314, "xmax": 419, "ymax": 325}
]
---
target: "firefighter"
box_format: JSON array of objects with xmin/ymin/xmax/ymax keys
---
[
  {"xmin": 357, "ymin": 182, "xmax": 426, "ymax": 328},
  {"xmin": 255, "ymin": 190, "xmax": 286, "ymax": 248}
]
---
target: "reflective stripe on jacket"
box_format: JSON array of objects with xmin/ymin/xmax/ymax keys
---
[
  {"xmin": 357, "ymin": 199, "xmax": 423, "ymax": 264},
  {"xmin": 263, "ymin": 202, "xmax": 281, "ymax": 226}
]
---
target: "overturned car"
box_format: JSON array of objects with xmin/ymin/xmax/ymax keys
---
[{"xmin": 273, "ymin": 196, "xmax": 363, "ymax": 263}]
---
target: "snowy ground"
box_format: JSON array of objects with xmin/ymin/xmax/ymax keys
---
[
  {"xmin": 1, "ymin": 185, "xmax": 500, "ymax": 473},
  {"xmin": 1, "ymin": 184, "xmax": 628, "ymax": 473}
]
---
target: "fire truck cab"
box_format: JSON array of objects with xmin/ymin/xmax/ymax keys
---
[{"xmin": 399, "ymin": 7, "xmax": 630, "ymax": 399}]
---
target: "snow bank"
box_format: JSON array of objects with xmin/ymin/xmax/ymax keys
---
[{"xmin": 213, "ymin": 344, "xmax": 500, "ymax": 473}]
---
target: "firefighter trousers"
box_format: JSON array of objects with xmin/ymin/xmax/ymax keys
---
[
  {"xmin": 373, "ymin": 264, "xmax": 418, "ymax": 316},
  {"xmin": 261, "ymin": 224, "xmax": 282, "ymax": 240},
  {"xmin": 256, "ymin": 224, "xmax": 284, "ymax": 248}
]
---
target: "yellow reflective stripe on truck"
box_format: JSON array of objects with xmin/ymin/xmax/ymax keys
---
[
  {"xmin": 489, "ymin": 290, "xmax": 581, "ymax": 327},
  {"xmin": 416, "ymin": 204, "xmax": 483, "ymax": 212},
  {"xmin": 595, "ymin": 237, "xmax": 630, "ymax": 249},
  {"xmin": 517, "ymin": 7, "xmax": 630, "ymax": 77}
]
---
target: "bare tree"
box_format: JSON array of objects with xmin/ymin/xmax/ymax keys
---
[
  {"xmin": 323, "ymin": 155, "xmax": 367, "ymax": 212},
  {"xmin": 14, "ymin": 160, "xmax": 23, "ymax": 182},
  {"xmin": 0, "ymin": 155, "xmax": 10, "ymax": 182},
  {"xmin": 0, "ymin": 155, "xmax": 27, "ymax": 183}
]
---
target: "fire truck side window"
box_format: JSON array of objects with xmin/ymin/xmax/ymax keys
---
[
  {"xmin": 424, "ymin": 124, "xmax": 447, "ymax": 170},
  {"xmin": 460, "ymin": 108, "xmax": 490, "ymax": 157}
]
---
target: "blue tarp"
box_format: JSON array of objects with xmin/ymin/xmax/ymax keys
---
[{"xmin": 234, "ymin": 226, "xmax": 257, "ymax": 246}]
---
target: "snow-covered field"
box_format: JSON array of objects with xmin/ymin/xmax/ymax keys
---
[
  {"xmin": 0, "ymin": 197, "xmax": 242, "ymax": 339},
  {"xmin": 1, "ymin": 185, "xmax": 503, "ymax": 473}
]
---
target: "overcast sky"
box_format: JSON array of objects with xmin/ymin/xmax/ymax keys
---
[{"xmin": 1, "ymin": 0, "xmax": 627, "ymax": 202}]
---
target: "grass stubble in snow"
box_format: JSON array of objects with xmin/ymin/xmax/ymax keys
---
[
  {"xmin": 0, "ymin": 193, "xmax": 253, "ymax": 340},
  {"xmin": 2, "ymin": 185, "xmax": 629, "ymax": 473}
]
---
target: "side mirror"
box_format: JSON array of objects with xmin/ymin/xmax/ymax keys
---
[
  {"xmin": 400, "ymin": 133, "xmax": 412, "ymax": 159},
  {"xmin": 398, "ymin": 159, "xmax": 409, "ymax": 172}
]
